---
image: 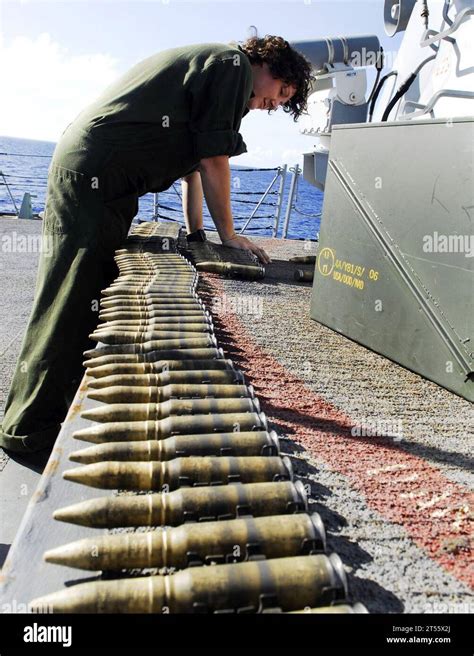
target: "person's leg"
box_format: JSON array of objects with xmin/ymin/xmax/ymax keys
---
[
  {"xmin": 181, "ymin": 170, "xmax": 204, "ymax": 235},
  {"xmin": 0, "ymin": 160, "xmax": 136, "ymax": 453}
]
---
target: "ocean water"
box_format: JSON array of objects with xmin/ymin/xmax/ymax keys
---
[{"xmin": 0, "ymin": 135, "xmax": 323, "ymax": 240}]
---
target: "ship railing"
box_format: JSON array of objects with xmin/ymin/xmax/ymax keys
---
[
  {"xmin": 0, "ymin": 153, "xmax": 321, "ymax": 240},
  {"xmin": 151, "ymin": 164, "xmax": 320, "ymax": 240},
  {"xmin": 151, "ymin": 165, "xmax": 288, "ymax": 237}
]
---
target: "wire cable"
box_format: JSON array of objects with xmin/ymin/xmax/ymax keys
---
[
  {"xmin": 381, "ymin": 54, "xmax": 437, "ymax": 121},
  {"xmin": 367, "ymin": 47, "xmax": 385, "ymax": 104}
]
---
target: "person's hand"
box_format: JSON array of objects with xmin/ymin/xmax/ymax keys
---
[{"xmin": 221, "ymin": 233, "xmax": 271, "ymax": 264}]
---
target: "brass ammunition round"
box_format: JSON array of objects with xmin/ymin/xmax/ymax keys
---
[
  {"xmin": 100, "ymin": 309, "xmax": 208, "ymax": 318},
  {"xmin": 83, "ymin": 335, "xmax": 217, "ymax": 359},
  {"xmin": 115, "ymin": 258, "xmax": 190, "ymax": 263},
  {"xmin": 116, "ymin": 266, "xmax": 190, "ymax": 270},
  {"xmin": 114, "ymin": 261, "xmax": 191, "ymax": 265},
  {"xmin": 100, "ymin": 301, "xmax": 204, "ymax": 310},
  {"xmin": 53, "ymin": 479, "xmax": 307, "ymax": 527},
  {"xmin": 114, "ymin": 268, "xmax": 194, "ymax": 273},
  {"xmin": 115, "ymin": 263, "xmax": 192, "ymax": 268},
  {"xmin": 107, "ymin": 281, "xmax": 195, "ymax": 287},
  {"xmin": 111, "ymin": 271, "xmax": 194, "ymax": 276},
  {"xmin": 112, "ymin": 279, "xmax": 195, "ymax": 286},
  {"xmin": 195, "ymin": 261, "xmax": 265, "ymax": 280},
  {"xmin": 114, "ymin": 267, "xmax": 195, "ymax": 272},
  {"xmin": 115, "ymin": 259, "xmax": 192, "ymax": 264},
  {"xmin": 294, "ymin": 269, "xmax": 314, "ymax": 282},
  {"xmin": 94, "ymin": 322, "xmax": 213, "ymax": 334},
  {"xmin": 44, "ymin": 512, "xmax": 324, "ymax": 571},
  {"xmin": 63, "ymin": 455, "xmax": 291, "ymax": 490},
  {"xmin": 86, "ymin": 383, "xmax": 253, "ymax": 404},
  {"xmin": 99, "ymin": 303, "xmax": 200, "ymax": 313},
  {"xmin": 31, "ymin": 553, "xmax": 346, "ymax": 613},
  {"xmin": 114, "ymin": 252, "xmax": 188, "ymax": 267},
  {"xmin": 83, "ymin": 347, "xmax": 224, "ymax": 369},
  {"xmin": 97, "ymin": 317, "xmax": 210, "ymax": 329},
  {"xmin": 112, "ymin": 285, "xmax": 197, "ymax": 291},
  {"xmin": 103, "ymin": 289, "xmax": 197, "ymax": 296},
  {"xmin": 116, "ymin": 266, "xmax": 189, "ymax": 270},
  {"xmin": 105, "ymin": 288, "xmax": 197, "ymax": 296},
  {"xmin": 112, "ymin": 283, "xmax": 196, "ymax": 288},
  {"xmin": 98, "ymin": 309, "xmax": 203, "ymax": 321},
  {"xmin": 89, "ymin": 328, "xmax": 212, "ymax": 345},
  {"xmin": 98, "ymin": 310, "xmax": 208, "ymax": 321},
  {"xmin": 101, "ymin": 300, "xmax": 202, "ymax": 308},
  {"xmin": 80, "ymin": 397, "xmax": 260, "ymax": 422},
  {"xmin": 100, "ymin": 291, "xmax": 200, "ymax": 309},
  {"xmin": 115, "ymin": 253, "xmax": 186, "ymax": 258},
  {"xmin": 73, "ymin": 411, "xmax": 266, "ymax": 443},
  {"xmin": 107, "ymin": 279, "xmax": 198, "ymax": 288},
  {"xmin": 112, "ymin": 274, "xmax": 196, "ymax": 280},
  {"xmin": 111, "ymin": 273, "xmax": 194, "ymax": 278},
  {"xmin": 115, "ymin": 246, "xmax": 176, "ymax": 254},
  {"xmin": 117, "ymin": 261, "xmax": 191, "ymax": 265},
  {"xmin": 110, "ymin": 281, "xmax": 197, "ymax": 289},
  {"xmin": 114, "ymin": 268, "xmax": 193, "ymax": 273},
  {"xmin": 85, "ymin": 358, "xmax": 233, "ymax": 379},
  {"xmin": 70, "ymin": 429, "xmax": 278, "ymax": 462},
  {"xmin": 91, "ymin": 326, "xmax": 212, "ymax": 344},
  {"xmin": 101, "ymin": 294, "xmax": 198, "ymax": 304},
  {"xmin": 118, "ymin": 250, "xmax": 188, "ymax": 253},
  {"xmin": 289, "ymin": 256, "xmax": 316, "ymax": 264},
  {"xmin": 110, "ymin": 275, "xmax": 197, "ymax": 282},
  {"xmin": 111, "ymin": 276, "xmax": 195, "ymax": 282},
  {"xmin": 116, "ymin": 258, "xmax": 191, "ymax": 262},
  {"xmin": 86, "ymin": 368, "xmax": 242, "ymax": 389},
  {"xmin": 98, "ymin": 317, "xmax": 212, "ymax": 328},
  {"xmin": 97, "ymin": 310, "xmax": 206, "ymax": 322},
  {"xmin": 94, "ymin": 319, "xmax": 211, "ymax": 329},
  {"xmin": 118, "ymin": 259, "xmax": 192, "ymax": 262},
  {"xmin": 103, "ymin": 290, "xmax": 196, "ymax": 298}
]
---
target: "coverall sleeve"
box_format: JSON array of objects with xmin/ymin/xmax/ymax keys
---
[{"xmin": 187, "ymin": 56, "xmax": 252, "ymax": 160}]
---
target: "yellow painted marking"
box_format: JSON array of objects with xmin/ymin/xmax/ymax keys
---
[{"xmin": 317, "ymin": 247, "xmax": 335, "ymax": 276}]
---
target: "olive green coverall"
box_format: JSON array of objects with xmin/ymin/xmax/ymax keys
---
[{"xmin": 0, "ymin": 42, "xmax": 253, "ymax": 452}]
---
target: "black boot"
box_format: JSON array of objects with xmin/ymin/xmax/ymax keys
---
[{"xmin": 186, "ymin": 229, "xmax": 207, "ymax": 243}]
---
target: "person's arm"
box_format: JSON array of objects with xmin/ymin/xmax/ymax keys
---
[
  {"xmin": 199, "ymin": 155, "xmax": 271, "ymax": 264},
  {"xmin": 181, "ymin": 170, "xmax": 203, "ymax": 234}
]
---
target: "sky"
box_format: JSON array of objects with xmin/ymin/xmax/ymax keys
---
[{"xmin": 0, "ymin": 0, "xmax": 402, "ymax": 166}]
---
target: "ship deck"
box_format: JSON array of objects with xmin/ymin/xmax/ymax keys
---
[{"xmin": 0, "ymin": 216, "xmax": 472, "ymax": 613}]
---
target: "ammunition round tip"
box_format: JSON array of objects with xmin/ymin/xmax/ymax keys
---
[
  {"xmin": 62, "ymin": 467, "xmax": 83, "ymax": 483},
  {"xmin": 69, "ymin": 450, "xmax": 87, "ymax": 463}
]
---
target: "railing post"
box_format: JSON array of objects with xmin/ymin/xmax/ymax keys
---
[
  {"xmin": 1, "ymin": 172, "xmax": 19, "ymax": 215},
  {"xmin": 282, "ymin": 164, "xmax": 300, "ymax": 239},
  {"xmin": 239, "ymin": 170, "xmax": 280, "ymax": 235},
  {"xmin": 272, "ymin": 164, "xmax": 287, "ymax": 238},
  {"xmin": 152, "ymin": 193, "xmax": 158, "ymax": 221}
]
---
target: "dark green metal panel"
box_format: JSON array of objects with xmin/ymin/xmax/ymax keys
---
[{"xmin": 310, "ymin": 118, "xmax": 474, "ymax": 401}]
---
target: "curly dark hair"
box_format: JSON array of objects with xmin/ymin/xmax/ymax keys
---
[{"xmin": 239, "ymin": 35, "xmax": 314, "ymax": 121}]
